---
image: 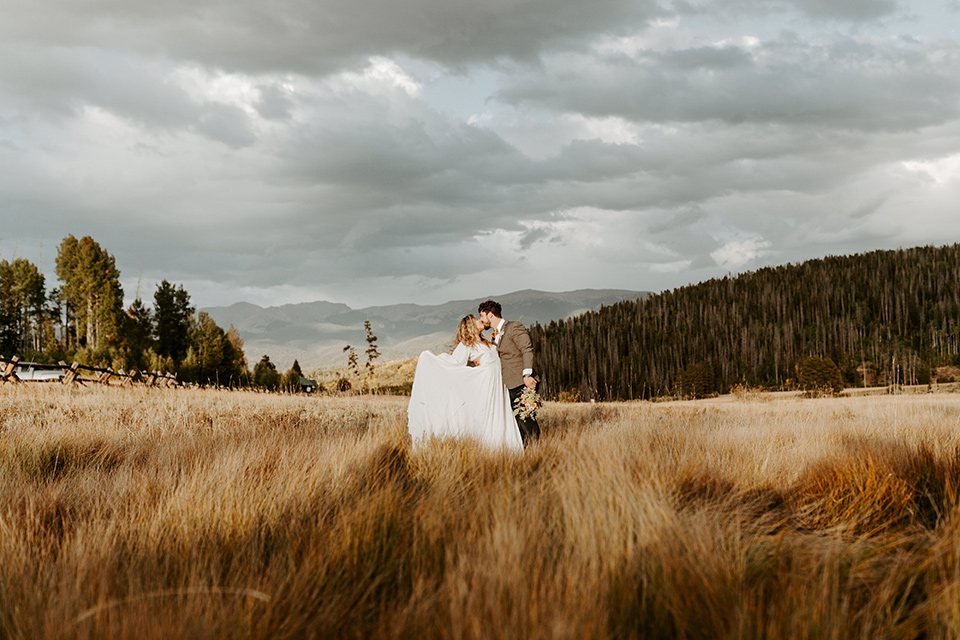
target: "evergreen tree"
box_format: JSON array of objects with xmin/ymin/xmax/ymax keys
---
[
  {"xmin": 0, "ymin": 258, "xmax": 46, "ymax": 356},
  {"xmin": 153, "ymin": 280, "xmax": 194, "ymax": 363},
  {"xmin": 190, "ymin": 312, "xmax": 225, "ymax": 384},
  {"xmin": 223, "ymin": 325, "xmax": 249, "ymax": 386},
  {"xmin": 797, "ymin": 356, "xmax": 844, "ymax": 394},
  {"xmin": 118, "ymin": 298, "xmax": 154, "ymax": 370},
  {"xmin": 182, "ymin": 312, "xmax": 249, "ymax": 386},
  {"xmin": 0, "ymin": 266, "xmax": 18, "ymax": 356},
  {"xmin": 253, "ymin": 355, "xmax": 281, "ymax": 390},
  {"xmin": 283, "ymin": 359, "xmax": 304, "ymax": 392}
]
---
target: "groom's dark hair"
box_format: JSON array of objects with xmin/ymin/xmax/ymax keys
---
[{"xmin": 478, "ymin": 299, "xmax": 502, "ymax": 317}]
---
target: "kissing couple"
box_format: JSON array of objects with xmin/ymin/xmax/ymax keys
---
[{"xmin": 406, "ymin": 299, "xmax": 541, "ymax": 450}]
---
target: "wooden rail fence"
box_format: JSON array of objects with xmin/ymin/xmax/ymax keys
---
[{"xmin": 0, "ymin": 355, "xmax": 179, "ymax": 388}]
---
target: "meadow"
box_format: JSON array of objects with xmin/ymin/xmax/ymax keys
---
[{"xmin": 2, "ymin": 385, "xmax": 960, "ymax": 639}]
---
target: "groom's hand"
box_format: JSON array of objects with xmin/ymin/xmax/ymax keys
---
[{"xmin": 523, "ymin": 375, "xmax": 537, "ymax": 390}]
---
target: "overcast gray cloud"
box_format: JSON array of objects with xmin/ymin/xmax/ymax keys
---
[
  {"xmin": 0, "ymin": 0, "xmax": 663, "ymax": 72},
  {"xmin": 673, "ymin": 0, "xmax": 901, "ymax": 21},
  {"xmin": 495, "ymin": 35, "xmax": 960, "ymax": 131},
  {"xmin": 1, "ymin": 0, "xmax": 959, "ymax": 310}
]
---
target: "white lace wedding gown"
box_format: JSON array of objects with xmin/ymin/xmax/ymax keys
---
[{"xmin": 407, "ymin": 342, "xmax": 523, "ymax": 450}]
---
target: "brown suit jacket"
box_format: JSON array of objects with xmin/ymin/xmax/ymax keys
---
[{"xmin": 497, "ymin": 320, "xmax": 534, "ymax": 390}]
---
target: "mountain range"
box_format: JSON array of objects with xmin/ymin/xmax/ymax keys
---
[{"xmin": 202, "ymin": 289, "xmax": 648, "ymax": 372}]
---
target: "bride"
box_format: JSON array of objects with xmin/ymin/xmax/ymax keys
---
[{"xmin": 407, "ymin": 315, "xmax": 523, "ymax": 450}]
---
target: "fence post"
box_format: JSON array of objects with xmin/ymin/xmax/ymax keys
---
[
  {"xmin": 61, "ymin": 362, "xmax": 81, "ymax": 386},
  {"xmin": 1, "ymin": 356, "xmax": 21, "ymax": 384}
]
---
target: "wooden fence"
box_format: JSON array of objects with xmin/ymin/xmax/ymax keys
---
[{"xmin": 0, "ymin": 355, "xmax": 179, "ymax": 388}]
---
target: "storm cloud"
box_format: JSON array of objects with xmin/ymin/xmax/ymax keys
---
[{"xmin": 1, "ymin": 0, "xmax": 958, "ymax": 309}]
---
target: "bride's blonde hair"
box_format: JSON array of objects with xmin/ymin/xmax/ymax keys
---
[{"xmin": 454, "ymin": 314, "xmax": 489, "ymax": 349}]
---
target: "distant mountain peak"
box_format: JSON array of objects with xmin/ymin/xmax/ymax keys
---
[{"xmin": 202, "ymin": 288, "xmax": 648, "ymax": 370}]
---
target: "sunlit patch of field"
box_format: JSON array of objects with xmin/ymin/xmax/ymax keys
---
[{"xmin": 3, "ymin": 385, "xmax": 960, "ymax": 638}]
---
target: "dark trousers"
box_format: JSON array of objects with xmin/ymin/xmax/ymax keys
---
[{"xmin": 509, "ymin": 385, "xmax": 541, "ymax": 446}]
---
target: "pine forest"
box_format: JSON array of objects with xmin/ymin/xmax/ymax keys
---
[{"xmin": 530, "ymin": 244, "xmax": 960, "ymax": 400}]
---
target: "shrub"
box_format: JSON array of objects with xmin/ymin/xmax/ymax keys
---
[{"xmin": 796, "ymin": 356, "xmax": 844, "ymax": 395}]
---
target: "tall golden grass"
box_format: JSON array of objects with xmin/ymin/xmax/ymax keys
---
[{"xmin": 3, "ymin": 386, "xmax": 960, "ymax": 639}]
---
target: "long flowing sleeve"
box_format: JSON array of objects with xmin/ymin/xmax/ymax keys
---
[{"xmin": 435, "ymin": 342, "xmax": 469, "ymax": 366}]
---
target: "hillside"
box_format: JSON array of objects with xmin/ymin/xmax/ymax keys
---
[
  {"xmin": 531, "ymin": 244, "xmax": 960, "ymax": 400},
  {"xmin": 203, "ymin": 288, "xmax": 647, "ymax": 371}
]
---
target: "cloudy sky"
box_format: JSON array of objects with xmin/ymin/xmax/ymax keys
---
[{"xmin": 1, "ymin": 0, "xmax": 959, "ymax": 309}]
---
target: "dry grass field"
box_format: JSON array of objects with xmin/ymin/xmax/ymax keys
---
[{"xmin": 3, "ymin": 385, "xmax": 960, "ymax": 639}]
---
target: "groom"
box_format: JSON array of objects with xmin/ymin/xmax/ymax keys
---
[{"xmin": 478, "ymin": 299, "xmax": 541, "ymax": 445}]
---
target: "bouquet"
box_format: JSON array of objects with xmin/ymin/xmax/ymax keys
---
[{"xmin": 513, "ymin": 386, "xmax": 542, "ymax": 420}]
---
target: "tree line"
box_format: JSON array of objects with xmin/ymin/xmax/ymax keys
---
[
  {"xmin": 0, "ymin": 235, "xmax": 289, "ymax": 389},
  {"xmin": 530, "ymin": 244, "xmax": 960, "ymax": 400}
]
